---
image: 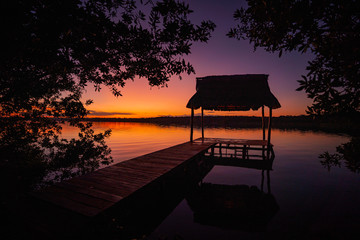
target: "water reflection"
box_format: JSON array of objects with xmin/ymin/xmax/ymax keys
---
[
  {"xmin": 90, "ymin": 152, "xmax": 279, "ymax": 239},
  {"xmin": 55, "ymin": 122, "xmax": 358, "ymax": 239},
  {"xmin": 187, "ymin": 156, "xmax": 278, "ymax": 232},
  {"xmin": 62, "ymin": 122, "xmax": 349, "ymax": 165},
  {"xmin": 319, "ymin": 137, "xmax": 360, "ymax": 173}
]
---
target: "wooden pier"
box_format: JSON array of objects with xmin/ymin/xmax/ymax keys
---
[
  {"xmin": 24, "ymin": 138, "xmax": 275, "ymax": 238},
  {"xmin": 33, "ymin": 138, "xmax": 273, "ymax": 218},
  {"xmin": 33, "ymin": 140, "xmax": 215, "ymax": 217}
]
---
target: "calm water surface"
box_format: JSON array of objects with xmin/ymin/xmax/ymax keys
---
[{"xmin": 63, "ymin": 122, "xmax": 359, "ymax": 239}]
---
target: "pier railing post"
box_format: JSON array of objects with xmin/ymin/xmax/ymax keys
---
[{"xmin": 190, "ymin": 107, "xmax": 194, "ymax": 142}]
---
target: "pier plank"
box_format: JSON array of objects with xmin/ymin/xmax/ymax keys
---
[
  {"xmin": 35, "ymin": 191, "xmax": 100, "ymax": 216},
  {"xmin": 57, "ymin": 181, "xmax": 123, "ymax": 203},
  {"xmin": 67, "ymin": 177, "xmax": 135, "ymax": 197}
]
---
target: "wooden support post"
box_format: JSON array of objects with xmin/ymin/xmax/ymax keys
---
[
  {"xmin": 190, "ymin": 107, "xmax": 194, "ymax": 142},
  {"xmin": 262, "ymin": 106, "xmax": 265, "ymax": 140},
  {"xmin": 267, "ymin": 107, "xmax": 273, "ymax": 159},
  {"xmin": 267, "ymin": 170, "xmax": 271, "ymax": 194},
  {"xmin": 262, "ymin": 106, "xmax": 265, "ymax": 158},
  {"xmin": 267, "ymin": 107, "xmax": 272, "ymax": 144},
  {"xmin": 201, "ymin": 107, "xmax": 204, "ymax": 140},
  {"xmin": 261, "ymin": 170, "xmax": 265, "ymax": 192},
  {"xmin": 242, "ymin": 145, "xmax": 246, "ymax": 159}
]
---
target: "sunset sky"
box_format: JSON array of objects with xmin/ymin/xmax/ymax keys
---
[{"xmin": 83, "ymin": 0, "xmax": 314, "ymax": 118}]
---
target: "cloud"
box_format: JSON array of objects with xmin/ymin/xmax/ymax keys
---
[{"xmin": 88, "ymin": 110, "xmax": 135, "ymax": 116}]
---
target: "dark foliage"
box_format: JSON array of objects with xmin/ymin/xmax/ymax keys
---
[
  {"xmin": 0, "ymin": 0, "xmax": 215, "ymax": 199},
  {"xmin": 320, "ymin": 137, "xmax": 360, "ymax": 173},
  {"xmin": 228, "ymin": 0, "xmax": 360, "ymax": 116}
]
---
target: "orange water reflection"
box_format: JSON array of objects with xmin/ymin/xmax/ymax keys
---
[
  {"xmin": 60, "ymin": 122, "xmax": 354, "ymax": 239},
  {"xmin": 60, "ymin": 122, "xmax": 349, "ymax": 165}
]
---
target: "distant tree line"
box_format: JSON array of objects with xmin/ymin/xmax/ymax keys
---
[{"xmin": 81, "ymin": 115, "xmax": 360, "ymax": 135}]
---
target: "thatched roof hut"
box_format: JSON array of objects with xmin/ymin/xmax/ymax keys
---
[
  {"xmin": 186, "ymin": 74, "xmax": 281, "ymax": 111},
  {"xmin": 186, "ymin": 74, "xmax": 281, "ymax": 146}
]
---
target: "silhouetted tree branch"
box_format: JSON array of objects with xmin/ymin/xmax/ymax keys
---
[
  {"xmin": 228, "ymin": 0, "xmax": 360, "ymax": 116},
  {"xmin": 0, "ymin": 0, "xmax": 215, "ymax": 199}
]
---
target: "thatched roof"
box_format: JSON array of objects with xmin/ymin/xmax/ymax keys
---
[{"xmin": 186, "ymin": 74, "xmax": 281, "ymax": 111}]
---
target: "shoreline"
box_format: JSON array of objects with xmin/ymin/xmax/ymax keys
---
[{"xmin": 82, "ymin": 115, "xmax": 359, "ymax": 136}]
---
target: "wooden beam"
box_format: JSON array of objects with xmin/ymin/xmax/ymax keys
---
[
  {"xmin": 201, "ymin": 107, "xmax": 204, "ymax": 139},
  {"xmin": 190, "ymin": 107, "xmax": 194, "ymax": 142}
]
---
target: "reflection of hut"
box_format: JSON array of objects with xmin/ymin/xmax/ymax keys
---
[
  {"xmin": 211, "ymin": 155, "xmax": 274, "ymax": 170},
  {"xmin": 187, "ymin": 183, "xmax": 279, "ymax": 232},
  {"xmin": 186, "ymin": 74, "xmax": 281, "ymax": 159},
  {"xmin": 187, "ymin": 157, "xmax": 278, "ymax": 232}
]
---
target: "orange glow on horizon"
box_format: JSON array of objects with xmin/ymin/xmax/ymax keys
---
[
  {"xmin": 85, "ymin": 108, "xmax": 307, "ymax": 118},
  {"xmin": 83, "ymin": 76, "xmax": 311, "ymax": 118}
]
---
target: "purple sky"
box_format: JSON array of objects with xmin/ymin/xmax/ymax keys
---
[{"xmin": 84, "ymin": 0, "xmax": 314, "ymax": 117}]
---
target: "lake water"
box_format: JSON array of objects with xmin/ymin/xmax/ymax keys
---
[{"xmin": 62, "ymin": 122, "xmax": 359, "ymax": 239}]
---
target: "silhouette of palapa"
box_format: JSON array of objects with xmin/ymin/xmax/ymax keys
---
[
  {"xmin": 186, "ymin": 74, "xmax": 281, "ymax": 111},
  {"xmin": 186, "ymin": 75, "xmax": 281, "ymax": 155}
]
